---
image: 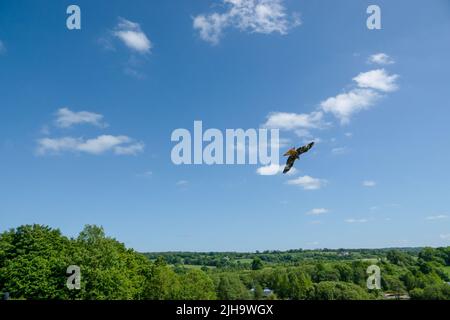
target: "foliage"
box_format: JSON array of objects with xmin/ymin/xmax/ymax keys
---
[{"xmin": 1, "ymin": 225, "xmax": 449, "ymax": 300}]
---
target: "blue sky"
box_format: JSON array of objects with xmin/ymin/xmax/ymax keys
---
[{"xmin": 1, "ymin": 0, "xmax": 450, "ymax": 251}]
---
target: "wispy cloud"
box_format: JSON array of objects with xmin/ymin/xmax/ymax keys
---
[
  {"xmin": 37, "ymin": 109, "xmax": 144, "ymax": 156},
  {"xmin": 113, "ymin": 18, "xmax": 152, "ymax": 54},
  {"xmin": 262, "ymin": 111, "xmax": 325, "ymax": 141},
  {"xmin": 55, "ymin": 108, "xmax": 107, "ymax": 128},
  {"xmin": 114, "ymin": 142, "xmax": 145, "ymax": 155},
  {"xmin": 99, "ymin": 18, "xmax": 152, "ymax": 78},
  {"xmin": 345, "ymin": 218, "xmax": 368, "ymax": 223},
  {"xmin": 263, "ymin": 111, "xmax": 324, "ymax": 131},
  {"xmin": 307, "ymin": 208, "xmax": 329, "ymax": 215},
  {"xmin": 176, "ymin": 180, "xmax": 189, "ymax": 186},
  {"xmin": 368, "ymin": 53, "xmax": 395, "ymax": 65},
  {"xmin": 286, "ymin": 175, "xmax": 327, "ymax": 190},
  {"xmin": 37, "ymin": 135, "xmax": 144, "ymax": 156},
  {"xmin": 320, "ymin": 67, "xmax": 399, "ymax": 124},
  {"xmin": 440, "ymin": 234, "xmax": 450, "ymax": 240},
  {"xmin": 193, "ymin": 0, "xmax": 300, "ymax": 45},
  {"xmin": 262, "ymin": 54, "xmax": 399, "ymax": 137},
  {"xmin": 362, "ymin": 180, "xmax": 376, "ymax": 187},
  {"xmin": 320, "ymin": 88, "xmax": 380, "ymax": 125},
  {"xmin": 426, "ymin": 215, "xmax": 448, "ymax": 221},
  {"xmin": 137, "ymin": 171, "xmax": 153, "ymax": 178},
  {"xmin": 331, "ymin": 147, "xmax": 348, "ymax": 155}
]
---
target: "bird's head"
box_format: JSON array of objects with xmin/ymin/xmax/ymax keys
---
[{"xmin": 283, "ymin": 147, "xmax": 297, "ymax": 157}]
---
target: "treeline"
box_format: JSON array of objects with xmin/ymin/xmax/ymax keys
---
[
  {"xmin": 0, "ymin": 225, "xmax": 449, "ymax": 300},
  {"xmin": 142, "ymin": 248, "xmax": 422, "ymax": 268}
]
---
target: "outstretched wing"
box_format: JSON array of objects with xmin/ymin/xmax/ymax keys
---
[
  {"xmin": 283, "ymin": 156, "xmax": 297, "ymax": 174},
  {"xmin": 296, "ymin": 142, "xmax": 314, "ymax": 155}
]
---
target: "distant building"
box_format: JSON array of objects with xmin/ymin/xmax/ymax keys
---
[
  {"xmin": 250, "ymin": 287, "xmax": 273, "ymax": 297},
  {"xmin": 263, "ymin": 288, "xmax": 273, "ymax": 296}
]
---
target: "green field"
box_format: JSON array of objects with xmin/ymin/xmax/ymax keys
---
[{"xmin": 443, "ymin": 266, "xmax": 450, "ymax": 277}]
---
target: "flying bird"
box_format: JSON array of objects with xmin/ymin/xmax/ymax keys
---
[{"xmin": 282, "ymin": 142, "xmax": 315, "ymax": 174}]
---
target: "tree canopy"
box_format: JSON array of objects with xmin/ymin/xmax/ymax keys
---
[{"xmin": 1, "ymin": 224, "xmax": 449, "ymax": 300}]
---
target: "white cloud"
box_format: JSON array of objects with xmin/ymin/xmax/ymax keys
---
[
  {"xmin": 114, "ymin": 142, "xmax": 145, "ymax": 155},
  {"xmin": 76, "ymin": 135, "xmax": 131, "ymax": 154},
  {"xmin": 320, "ymin": 67, "xmax": 398, "ymax": 124},
  {"xmin": 353, "ymin": 69, "xmax": 399, "ymax": 92},
  {"xmin": 440, "ymin": 234, "xmax": 450, "ymax": 240},
  {"xmin": 307, "ymin": 208, "xmax": 329, "ymax": 215},
  {"xmin": 320, "ymin": 88, "xmax": 380, "ymax": 124},
  {"xmin": 37, "ymin": 135, "xmax": 144, "ymax": 156},
  {"xmin": 114, "ymin": 18, "xmax": 152, "ymax": 53},
  {"xmin": 193, "ymin": 13, "xmax": 229, "ymax": 45},
  {"xmin": 256, "ymin": 163, "xmax": 282, "ymax": 175},
  {"xmin": 286, "ymin": 175, "xmax": 327, "ymax": 190},
  {"xmin": 193, "ymin": 0, "xmax": 300, "ymax": 44},
  {"xmin": 263, "ymin": 111, "xmax": 324, "ymax": 131},
  {"xmin": 55, "ymin": 108, "xmax": 106, "ymax": 128},
  {"xmin": 345, "ymin": 218, "xmax": 368, "ymax": 223},
  {"xmin": 426, "ymin": 215, "xmax": 448, "ymax": 221},
  {"xmin": 362, "ymin": 180, "xmax": 376, "ymax": 187},
  {"xmin": 368, "ymin": 53, "xmax": 394, "ymax": 65},
  {"xmin": 176, "ymin": 180, "xmax": 189, "ymax": 186},
  {"xmin": 256, "ymin": 163, "xmax": 296, "ymax": 176}
]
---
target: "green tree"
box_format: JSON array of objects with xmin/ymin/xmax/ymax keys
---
[
  {"xmin": 382, "ymin": 275, "xmax": 407, "ymax": 299},
  {"xmin": 74, "ymin": 225, "xmax": 149, "ymax": 300},
  {"xmin": 0, "ymin": 225, "xmax": 72, "ymax": 299},
  {"xmin": 143, "ymin": 263, "xmax": 181, "ymax": 299},
  {"xmin": 216, "ymin": 273, "xmax": 251, "ymax": 300},
  {"xmin": 179, "ymin": 269, "xmax": 216, "ymax": 300},
  {"xmin": 410, "ymin": 283, "xmax": 450, "ymax": 300},
  {"xmin": 253, "ymin": 283, "xmax": 264, "ymax": 300},
  {"xmin": 252, "ymin": 257, "xmax": 263, "ymax": 270},
  {"xmin": 310, "ymin": 281, "xmax": 371, "ymax": 300}
]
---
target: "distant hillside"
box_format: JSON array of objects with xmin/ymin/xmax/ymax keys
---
[{"xmin": 141, "ymin": 247, "xmax": 424, "ymax": 268}]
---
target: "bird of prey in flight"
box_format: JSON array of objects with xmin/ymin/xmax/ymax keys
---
[{"xmin": 282, "ymin": 142, "xmax": 315, "ymax": 174}]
